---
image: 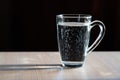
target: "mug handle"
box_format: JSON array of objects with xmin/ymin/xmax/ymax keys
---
[{"xmin": 87, "ymin": 20, "xmax": 106, "ymax": 54}]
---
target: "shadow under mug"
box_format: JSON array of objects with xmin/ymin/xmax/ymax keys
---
[{"xmin": 56, "ymin": 14, "xmax": 106, "ymax": 67}]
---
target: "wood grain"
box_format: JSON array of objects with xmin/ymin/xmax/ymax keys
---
[{"xmin": 0, "ymin": 52, "xmax": 120, "ymax": 80}]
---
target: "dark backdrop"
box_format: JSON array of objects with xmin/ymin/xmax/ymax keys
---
[{"xmin": 0, "ymin": 0, "xmax": 120, "ymax": 51}]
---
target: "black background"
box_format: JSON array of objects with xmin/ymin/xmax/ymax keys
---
[{"xmin": 0, "ymin": 0, "xmax": 120, "ymax": 51}]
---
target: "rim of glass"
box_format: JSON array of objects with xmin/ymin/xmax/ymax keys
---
[{"xmin": 57, "ymin": 14, "xmax": 92, "ymax": 18}]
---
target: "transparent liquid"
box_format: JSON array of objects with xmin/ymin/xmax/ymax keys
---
[{"xmin": 57, "ymin": 22, "xmax": 90, "ymax": 67}]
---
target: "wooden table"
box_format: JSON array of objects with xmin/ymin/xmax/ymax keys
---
[{"xmin": 0, "ymin": 52, "xmax": 120, "ymax": 80}]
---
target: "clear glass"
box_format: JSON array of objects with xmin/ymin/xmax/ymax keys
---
[{"xmin": 56, "ymin": 14, "xmax": 105, "ymax": 67}]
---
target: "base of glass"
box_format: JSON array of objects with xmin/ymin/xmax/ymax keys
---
[{"xmin": 62, "ymin": 61, "xmax": 84, "ymax": 67}]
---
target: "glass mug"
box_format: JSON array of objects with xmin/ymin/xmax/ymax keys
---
[{"xmin": 56, "ymin": 14, "xmax": 105, "ymax": 67}]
